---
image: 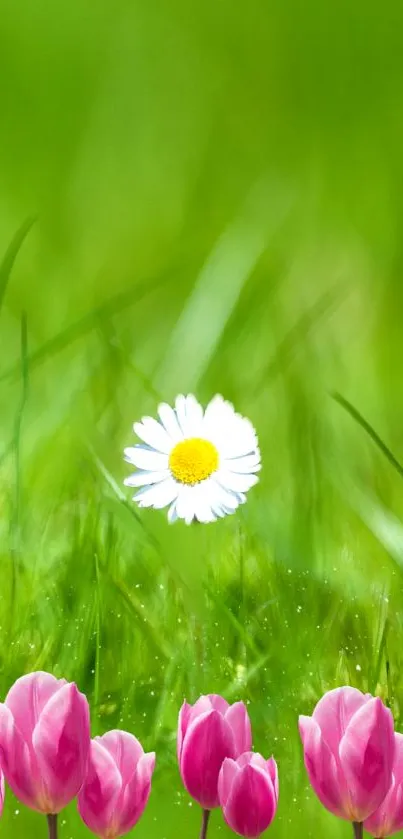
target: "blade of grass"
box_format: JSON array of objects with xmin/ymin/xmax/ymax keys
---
[
  {"xmin": 0, "ymin": 269, "xmax": 172, "ymax": 384},
  {"xmin": 256, "ymin": 285, "xmax": 344, "ymax": 391},
  {"xmin": 93, "ymin": 552, "xmax": 101, "ymax": 715},
  {"xmin": 150, "ymin": 648, "xmax": 180, "ymax": 745},
  {"xmin": 88, "ymin": 445, "xmax": 161, "ymax": 552},
  {"xmin": 155, "ymin": 177, "xmax": 292, "ymax": 393},
  {"xmin": 369, "ymin": 616, "xmax": 389, "ymax": 696},
  {"xmin": 0, "ymin": 438, "xmax": 14, "ymax": 469},
  {"xmin": 385, "ymin": 643, "xmax": 394, "ymax": 713},
  {"xmin": 205, "ymin": 581, "xmax": 260, "ymax": 656},
  {"xmin": 8, "ymin": 313, "xmax": 29, "ymax": 638},
  {"xmin": 224, "ymin": 652, "xmax": 271, "ymax": 699},
  {"xmin": 0, "ymin": 217, "xmax": 36, "ymax": 315},
  {"xmin": 332, "ymin": 391, "xmax": 403, "ymax": 480},
  {"xmin": 105, "ymin": 573, "xmax": 172, "ymax": 661}
]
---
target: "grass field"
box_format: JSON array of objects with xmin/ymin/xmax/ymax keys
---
[{"xmin": 1, "ymin": 0, "xmax": 403, "ymax": 836}]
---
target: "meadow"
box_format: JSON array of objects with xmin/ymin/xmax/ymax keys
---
[{"xmin": 1, "ymin": 0, "xmax": 403, "ymax": 836}]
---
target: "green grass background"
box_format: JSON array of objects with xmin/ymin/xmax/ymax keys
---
[{"xmin": 1, "ymin": 0, "xmax": 403, "ymax": 836}]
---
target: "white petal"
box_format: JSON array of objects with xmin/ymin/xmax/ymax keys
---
[
  {"xmin": 223, "ymin": 453, "xmax": 261, "ymax": 473},
  {"xmin": 168, "ymin": 500, "xmax": 178, "ymax": 523},
  {"xmin": 211, "ymin": 480, "xmax": 241, "ymax": 512},
  {"xmin": 213, "ymin": 505, "xmax": 226, "ymax": 518},
  {"xmin": 124, "ymin": 446, "xmax": 169, "ymax": 471},
  {"xmin": 201, "ymin": 477, "xmax": 240, "ymax": 519},
  {"xmin": 219, "ymin": 416, "xmax": 258, "ymax": 458},
  {"xmin": 133, "ymin": 417, "xmax": 172, "ymax": 453},
  {"xmin": 184, "ymin": 394, "xmax": 204, "ymax": 436},
  {"xmin": 203, "ymin": 394, "xmax": 229, "ymax": 423},
  {"xmin": 215, "ymin": 470, "xmax": 259, "ymax": 493},
  {"xmin": 202, "ymin": 395, "xmax": 259, "ymax": 460},
  {"xmin": 173, "ymin": 393, "xmax": 203, "ymax": 438},
  {"xmin": 158, "ymin": 403, "xmax": 183, "ymax": 443},
  {"xmin": 198, "ymin": 478, "xmax": 223, "ymax": 516},
  {"xmin": 176, "ymin": 485, "xmax": 197, "ymax": 524},
  {"xmin": 203, "ymin": 395, "xmax": 233, "ymax": 440},
  {"xmin": 134, "ymin": 478, "xmax": 179, "ymax": 509},
  {"xmin": 175, "ymin": 394, "xmax": 190, "ymax": 437},
  {"xmin": 124, "ymin": 470, "xmax": 170, "ymax": 488},
  {"xmin": 191, "ymin": 483, "xmax": 216, "ymax": 523}
]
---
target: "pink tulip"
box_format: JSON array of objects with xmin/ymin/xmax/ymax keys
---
[
  {"xmin": 0, "ymin": 671, "xmax": 90, "ymax": 814},
  {"xmin": 364, "ymin": 732, "xmax": 403, "ymax": 837},
  {"xmin": 178, "ymin": 694, "xmax": 252, "ymax": 809},
  {"xmin": 78, "ymin": 730, "xmax": 155, "ymax": 838},
  {"xmin": 299, "ymin": 686, "xmax": 394, "ymax": 823},
  {"xmin": 218, "ymin": 752, "xmax": 279, "ymax": 837}
]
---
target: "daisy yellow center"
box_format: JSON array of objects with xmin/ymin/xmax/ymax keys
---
[{"xmin": 169, "ymin": 438, "xmax": 219, "ymax": 484}]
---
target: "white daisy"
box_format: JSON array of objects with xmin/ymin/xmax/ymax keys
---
[{"xmin": 123, "ymin": 394, "xmax": 261, "ymax": 524}]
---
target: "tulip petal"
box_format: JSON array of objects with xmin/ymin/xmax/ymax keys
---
[
  {"xmin": 339, "ymin": 696, "xmax": 395, "ymax": 821},
  {"xmin": 391, "ymin": 732, "xmax": 403, "ymax": 778},
  {"xmin": 78, "ymin": 740, "xmax": 122, "ymax": 836},
  {"xmin": 365, "ymin": 767, "xmax": 403, "ymax": 839},
  {"xmin": 387, "ymin": 784, "xmax": 403, "ymax": 835},
  {"xmin": 267, "ymin": 757, "xmax": 279, "ymax": 803},
  {"xmin": 137, "ymin": 751, "xmax": 156, "ymax": 786},
  {"xmin": 223, "ymin": 763, "xmax": 277, "ymax": 838},
  {"xmin": 177, "ymin": 702, "xmax": 192, "ymax": 762},
  {"xmin": 207, "ymin": 695, "xmax": 230, "ymax": 714},
  {"xmin": 224, "ymin": 702, "xmax": 252, "ymax": 755},
  {"xmin": 181, "ymin": 710, "xmax": 236, "ymax": 808},
  {"xmin": 187, "ymin": 696, "xmax": 220, "ymax": 728},
  {"xmin": 0, "ymin": 771, "xmax": 4, "ymax": 816},
  {"xmin": 233, "ymin": 752, "xmax": 278, "ymax": 800},
  {"xmin": 99, "ymin": 730, "xmax": 143, "ymax": 776},
  {"xmin": 299, "ymin": 715, "xmax": 348, "ymax": 818},
  {"xmin": 117, "ymin": 751, "xmax": 156, "ymax": 835},
  {"xmin": 0, "ymin": 703, "xmax": 40, "ymax": 810},
  {"xmin": 313, "ymin": 686, "xmax": 369, "ymax": 755},
  {"xmin": 237, "ymin": 752, "xmax": 259, "ymax": 769},
  {"xmin": 364, "ymin": 785, "xmax": 395, "ymax": 838},
  {"xmin": 218, "ymin": 758, "xmax": 240, "ymax": 805},
  {"xmin": 32, "ymin": 683, "xmax": 90, "ymax": 812},
  {"xmin": 369, "ymin": 733, "xmax": 403, "ymax": 836},
  {"xmin": 5, "ymin": 672, "xmax": 64, "ymax": 744}
]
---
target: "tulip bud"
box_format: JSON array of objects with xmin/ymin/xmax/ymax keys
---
[
  {"xmin": 78, "ymin": 730, "xmax": 155, "ymax": 838},
  {"xmin": 365, "ymin": 732, "xmax": 403, "ymax": 837},
  {"xmin": 299, "ymin": 686, "xmax": 394, "ymax": 823},
  {"xmin": 177, "ymin": 694, "xmax": 252, "ymax": 809},
  {"xmin": 218, "ymin": 752, "xmax": 279, "ymax": 838},
  {"xmin": 0, "ymin": 671, "xmax": 90, "ymax": 813}
]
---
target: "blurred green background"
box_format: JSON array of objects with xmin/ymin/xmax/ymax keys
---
[{"xmin": 1, "ymin": 0, "xmax": 403, "ymax": 836}]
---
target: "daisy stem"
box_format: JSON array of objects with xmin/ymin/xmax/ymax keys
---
[
  {"xmin": 353, "ymin": 823, "xmax": 363, "ymax": 839},
  {"xmin": 199, "ymin": 809, "xmax": 210, "ymax": 839},
  {"xmin": 47, "ymin": 814, "xmax": 58, "ymax": 839}
]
